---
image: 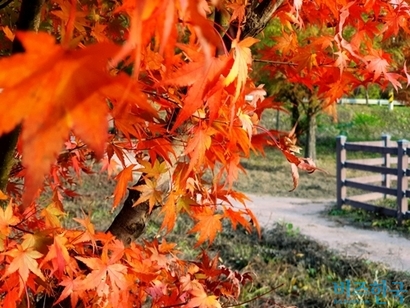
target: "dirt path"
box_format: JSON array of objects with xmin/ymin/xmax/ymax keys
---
[
  {"xmin": 243, "ymin": 194, "xmax": 410, "ymax": 273},
  {"xmin": 112, "ymin": 152, "xmax": 410, "ymax": 272}
]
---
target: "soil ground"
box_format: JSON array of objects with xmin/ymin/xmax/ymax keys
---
[{"xmin": 243, "ymin": 194, "xmax": 410, "ymax": 273}]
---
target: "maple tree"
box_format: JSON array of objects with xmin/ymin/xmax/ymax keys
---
[{"xmin": 0, "ymin": 0, "xmax": 409, "ymax": 307}]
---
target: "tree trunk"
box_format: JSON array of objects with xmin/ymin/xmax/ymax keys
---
[
  {"xmin": 0, "ymin": 0, "xmax": 45, "ymax": 193},
  {"xmin": 106, "ymin": 142, "xmax": 180, "ymax": 244},
  {"xmin": 305, "ymin": 111, "xmax": 317, "ymax": 161},
  {"xmin": 241, "ymin": 0, "xmax": 284, "ymax": 40},
  {"xmin": 216, "ymin": 0, "xmax": 285, "ymax": 53},
  {"xmin": 365, "ymin": 86, "xmax": 369, "ymax": 105},
  {"xmin": 106, "ymin": 177, "xmax": 155, "ymax": 245},
  {"xmin": 291, "ymin": 101, "xmax": 301, "ymax": 135}
]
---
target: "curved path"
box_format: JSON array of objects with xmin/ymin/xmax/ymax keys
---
[
  {"xmin": 111, "ymin": 151, "xmax": 410, "ymax": 272},
  {"xmin": 243, "ymin": 194, "xmax": 410, "ymax": 273}
]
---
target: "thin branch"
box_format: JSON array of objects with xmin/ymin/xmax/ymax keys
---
[
  {"xmin": 10, "ymin": 224, "xmax": 34, "ymax": 234},
  {"xmin": 222, "ymin": 285, "xmax": 284, "ymax": 308},
  {"xmin": 0, "ymin": 0, "xmax": 13, "ymax": 10},
  {"xmin": 253, "ymin": 58, "xmax": 297, "ymax": 66},
  {"xmin": 254, "ymin": 58, "xmax": 340, "ymax": 70},
  {"xmin": 241, "ymin": 0, "xmax": 286, "ymax": 40},
  {"xmin": 141, "ymin": 89, "xmax": 181, "ymax": 107},
  {"xmin": 162, "ymin": 301, "xmax": 189, "ymax": 308}
]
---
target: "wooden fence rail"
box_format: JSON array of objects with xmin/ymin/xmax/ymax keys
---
[{"xmin": 336, "ymin": 135, "xmax": 410, "ymax": 224}]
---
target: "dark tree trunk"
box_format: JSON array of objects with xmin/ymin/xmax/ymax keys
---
[
  {"xmin": 216, "ymin": 0, "xmax": 285, "ymax": 53},
  {"xmin": 106, "ymin": 176, "xmax": 151, "ymax": 245},
  {"xmin": 0, "ymin": 0, "xmax": 45, "ymax": 193}
]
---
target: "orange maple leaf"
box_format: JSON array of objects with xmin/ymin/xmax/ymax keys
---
[
  {"xmin": 184, "ymin": 125, "xmax": 216, "ymax": 174},
  {"xmin": 165, "ymin": 56, "xmax": 230, "ymax": 129},
  {"xmin": 3, "ymin": 238, "xmax": 45, "ymax": 295},
  {"xmin": 132, "ymin": 178, "xmax": 163, "ymax": 212},
  {"xmin": 291, "ymin": 49, "xmax": 318, "ymax": 72},
  {"xmin": 364, "ymin": 48, "xmax": 390, "ymax": 81},
  {"xmin": 113, "ymin": 164, "xmax": 136, "ymax": 208},
  {"xmin": 51, "ymin": 0, "xmax": 89, "ymax": 35},
  {"xmin": 41, "ymin": 202, "xmax": 65, "ymax": 228},
  {"xmin": 186, "ymin": 280, "xmax": 222, "ymax": 308},
  {"xmin": 189, "ymin": 212, "xmax": 222, "ymax": 246},
  {"xmin": 0, "ymin": 32, "xmax": 120, "ymax": 207},
  {"xmin": 274, "ymin": 32, "xmax": 297, "ymax": 56},
  {"xmin": 223, "ymin": 207, "xmax": 251, "ymax": 233},
  {"xmin": 71, "ymin": 216, "xmax": 97, "ymax": 247},
  {"xmin": 227, "ymin": 3, "xmax": 246, "ymax": 24},
  {"xmin": 55, "ymin": 276, "xmax": 81, "ymax": 307},
  {"xmin": 159, "ymin": 193, "xmax": 177, "ymax": 233},
  {"xmin": 41, "ymin": 234, "xmax": 71, "ymax": 279},
  {"xmin": 0, "ymin": 201, "xmax": 19, "ymax": 236},
  {"xmin": 76, "ymin": 255, "xmax": 128, "ymax": 295}
]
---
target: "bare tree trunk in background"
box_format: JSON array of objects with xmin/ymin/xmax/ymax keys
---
[
  {"xmin": 0, "ymin": 0, "xmax": 45, "ymax": 194},
  {"xmin": 365, "ymin": 86, "xmax": 369, "ymax": 105},
  {"xmin": 305, "ymin": 110, "xmax": 317, "ymax": 161},
  {"xmin": 291, "ymin": 101, "xmax": 301, "ymax": 135}
]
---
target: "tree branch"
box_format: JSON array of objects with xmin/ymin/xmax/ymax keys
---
[
  {"xmin": 106, "ymin": 176, "xmax": 150, "ymax": 245},
  {"xmin": 241, "ymin": 0, "xmax": 285, "ymax": 40},
  {"xmin": 253, "ymin": 59, "xmax": 297, "ymax": 66},
  {"xmin": 106, "ymin": 141, "xmax": 183, "ymax": 244},
  {"xmin": 216, "ymin": 0, "xmax": 285, "ymax": 53},
  {"xmin": 0, "ymin": 0, "xmax": 13, "ymax": 10}
]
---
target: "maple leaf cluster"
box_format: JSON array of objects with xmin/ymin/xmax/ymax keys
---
[
  {"xmin": 0, "ymin": 198, "xmax": 250, "ymax": 307},
  {"xmin": 259, "ymin": 0, "xmax": 410, "ymax": 104},
  {"xmin": 0, "ymin": 0, "xmax": 409, "ymax": 306}
]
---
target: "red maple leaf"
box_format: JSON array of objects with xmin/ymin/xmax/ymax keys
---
[{"xmin": 0, "ymin": 32, "xmax": 121, "ymax": 207}]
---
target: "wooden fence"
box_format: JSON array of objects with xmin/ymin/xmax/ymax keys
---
[{"xmin": 336, "ymin": 135, "xmax": 410, "ymax": 224}]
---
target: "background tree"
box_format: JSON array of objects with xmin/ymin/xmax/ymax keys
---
[
  {"xmin": 255, "ymin": 2, "xmax": 410, "ymax": 160},
  {"xmin": 0, "ymin": 0, "xmax": 409, "ymax": 307}
]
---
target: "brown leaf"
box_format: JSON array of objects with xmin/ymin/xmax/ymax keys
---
[{"xmin": 289, "ymin": 163, "xmax": 299, "ymax": 192}]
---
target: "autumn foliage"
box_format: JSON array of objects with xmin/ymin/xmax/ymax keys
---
[{"xmin": 0, "ymin": 0, "xmax": 409, "ymax": 307}]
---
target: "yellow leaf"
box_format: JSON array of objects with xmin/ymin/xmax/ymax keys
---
[
  {"xmin": 0, "ymin": 190, "xmax": 8, "ymax": 200},
  {"xmin": 224, "ymin": 37, "xmax": 259, "ymax": 100},
  {"xmin": 187, "ymin": 281, "xmax": 222, "ymax": 308},
  {"xmin": 41, "ymin": 202, "xmax": 66, "ymax": 228},
  {"xmin": 0, "ymin": 201, "xmax": 19, "ymax": 236}
]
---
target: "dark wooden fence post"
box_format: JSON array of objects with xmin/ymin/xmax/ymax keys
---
[
  {"xmin": 396, "ymin": 140, "xmax": 408, "ymax": 225},
  {"xmin": 382, "ymin": 134, "xmax": 391, "ymax": 199},
  {"xmin": 336, "ymin": 136, "xmax": 347, "ymax": 209}
]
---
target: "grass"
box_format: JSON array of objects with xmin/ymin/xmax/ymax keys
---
[
  {"xmin": 63, "ymin": 104, "xmax": 410, "ymax": 307},
  {"xmin": 146, "ymin": 215, "xmax": 410, "ymax": 308},
  {"xmin": 326, "ymin": 203, "xmax": 410, "ymax": 238},
  {"xmin": 232, "ymin": 104, "xmax": 410, "ymax": 306}
]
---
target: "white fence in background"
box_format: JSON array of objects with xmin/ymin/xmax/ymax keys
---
[{"xmin": 338, "ymin": 98, "xmax": 405, "ymax": 106}]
